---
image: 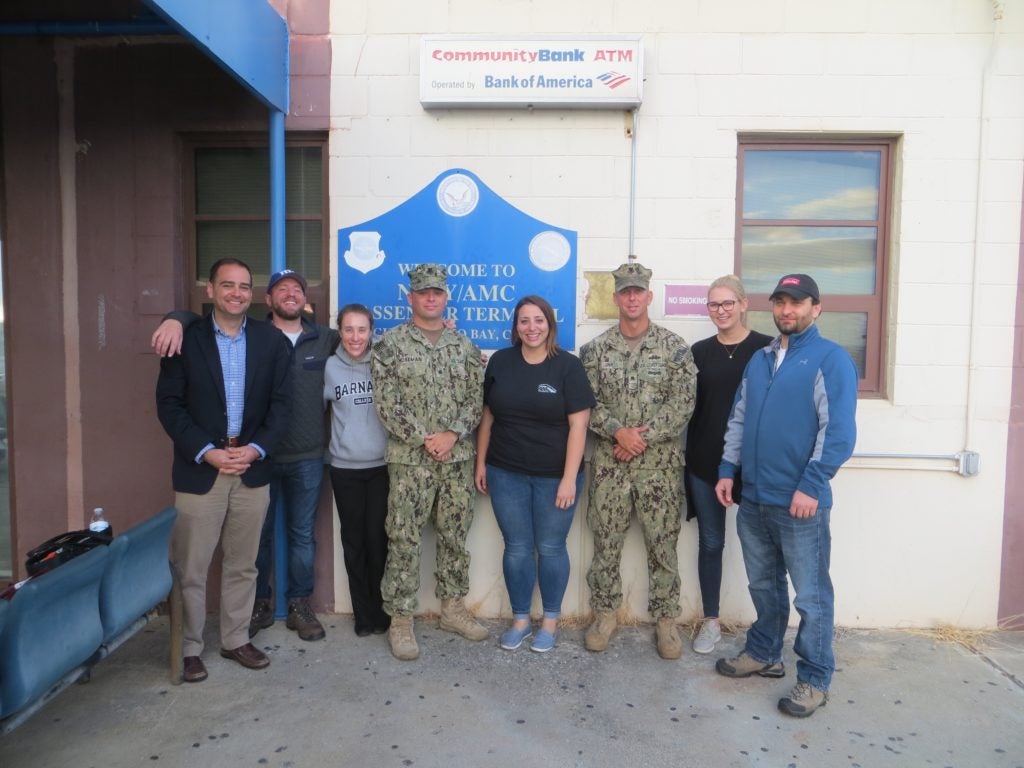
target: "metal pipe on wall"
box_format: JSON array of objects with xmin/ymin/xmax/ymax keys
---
[
  {"xmin": 848, "ymin": 451, "xmax": 979, "ymax": 476},
  {"xmin": 628, "ymin": 109, "xmax": 638, "ymax": 260},
  {"xmin": 963, "ymin": 3, "xmax": 1004, "ymax": 457}
]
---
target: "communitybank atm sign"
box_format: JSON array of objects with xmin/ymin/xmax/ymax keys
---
[{"xmin": 420, "ymin": 35, "xmax": 643, "ymax": 109}]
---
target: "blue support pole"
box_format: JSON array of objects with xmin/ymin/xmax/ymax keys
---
[
  {"xmin": 270, "ymin": 109, "xmax": 288, "ymax": 620},
  {"xmin": 270, "ymin": 110, "xmax": 286, "ymax": 272}
]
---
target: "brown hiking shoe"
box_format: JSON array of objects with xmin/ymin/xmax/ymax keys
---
[
  {"xmin": 778, "ymin": 681, "xmax": 828, "ymax": 717},
  {"xmin": 656, "ymin": 618, "xmax": 683, "ymax": 660},
  {"xmin": 715, "ymin": 650, "xmax": 786, "ymax": 678},
  {"xmin": 439, "ymin": 597, "xmax": 488, "ymax": 641},
  {"xmin": 286, "ymin": 598, "xmax": 326, "ymax": 642},
  {"xmin": 388, "ymin": 615, "xmax": 419, "ymax": 660},
  {"xmin": 584, "ymin": 610, "xmax": 617, "ymax": 652},
  {"xmin": 249, "ymin": 598, "xmax": 274, "ymax": 638}
]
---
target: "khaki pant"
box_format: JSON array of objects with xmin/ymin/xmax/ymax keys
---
[{"xmin": 171, "ymin": 475, "xmax": 269, "ymax": 656}]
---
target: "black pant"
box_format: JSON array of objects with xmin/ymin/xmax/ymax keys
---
[{"xmin": 329, "ymin": 465, "xmax": 390, "ymax": 632}]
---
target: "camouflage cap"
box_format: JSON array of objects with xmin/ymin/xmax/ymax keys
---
[
  {"xmin": 409, "ymin": 263, "xmax": 448, "ymax": 291},
  {"xmin": 612, "ymin": 262, "xmax": 653, "ymax": 292}
]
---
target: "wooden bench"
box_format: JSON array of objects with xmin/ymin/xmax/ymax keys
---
[{"xmin": 0, "ymin": 506, "xmax": 177, "ymax": 734}]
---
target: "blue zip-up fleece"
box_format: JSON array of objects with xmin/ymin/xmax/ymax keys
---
[{"xmin": 719, "ymin": 323, "xmax": 858, "ymax": 509}]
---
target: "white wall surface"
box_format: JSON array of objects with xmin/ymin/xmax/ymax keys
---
[{"xmin": 327, "ymin": 0, "xmax": 1024, "ymax": 628}]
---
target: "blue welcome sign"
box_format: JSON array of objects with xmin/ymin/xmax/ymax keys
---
[{"xmin": 337, "ymin": 169, "xmax": 578, "ymax": 349}]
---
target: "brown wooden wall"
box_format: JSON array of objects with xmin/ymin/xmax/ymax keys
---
[
  {"xmin": 0, "ymin": 26, "xmax": 335, "ymax": 610},
  {"xmin": 0, "ymin": 39, "xmax": 69, "ymax": 560}
]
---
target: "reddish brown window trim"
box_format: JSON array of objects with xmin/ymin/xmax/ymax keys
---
[{"xmin": 735, "ymin": 135, "xmax": 896, "ymax": 396}]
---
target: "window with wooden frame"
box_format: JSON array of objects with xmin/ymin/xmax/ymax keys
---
[
  {"xmin": 736, "ymin": 138, "xmax": 894, "ymax": 395},
  {"xmin": 183, "ymin": 134, "xmax": 329, "ymax": 323}
]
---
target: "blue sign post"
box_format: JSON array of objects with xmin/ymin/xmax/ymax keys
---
[{"xmin": 338, "ymin": 169, "xmax": 578, "ymax": 349}]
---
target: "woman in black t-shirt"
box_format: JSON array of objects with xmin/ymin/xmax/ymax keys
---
[
  {"xmin": 685, "ymin": 275, "xmax": 772, "ymax": 655},
  {"xmin": 475, "ymin": 295, "xmax": 595, "ymax": 653}
]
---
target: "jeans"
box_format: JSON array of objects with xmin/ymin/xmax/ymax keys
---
[
  {"xmin": 736, "ymin": 500, "xmax": 835, "ymax": 691},
  {"xmin": 487, "ymin": 464, "xmax": 582, "ymax": 618},
  {"xmin": 255, "ymin": 458, "xmax": 324, "ymax": 600},
  {"xmin": 329, "ymin": 465, "xmax": 390, "ymax": 631},
  {"xmin": 686, "ymin": 470, "xmax": 727, "ymax": 618}
]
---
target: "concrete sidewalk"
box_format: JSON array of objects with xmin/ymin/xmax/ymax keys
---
[{"xmin": 1, "ymin": 616, "xmax": 1022, "ymax": 767}]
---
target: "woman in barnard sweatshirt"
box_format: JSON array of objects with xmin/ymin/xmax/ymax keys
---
[{"xmin": 324, "ymin": 303, "xmax": 390, "ymax": 636}]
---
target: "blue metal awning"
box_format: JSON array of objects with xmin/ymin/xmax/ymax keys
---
[{"xmin": 144, "ymin": 0, "xmax": 288, "ymax": 113}]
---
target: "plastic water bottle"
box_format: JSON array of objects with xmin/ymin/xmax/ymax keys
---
[{"xmin": 89, "ymin": 506, "xmax": 111, "ymax": 535}]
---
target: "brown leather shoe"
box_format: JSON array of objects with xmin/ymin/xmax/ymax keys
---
[
  {"xmin": 182, "ymin": 655, "xmax": 208, "ymax": 683},
  {"xmin": 219, "ymin": 643, "xmax": 270, "ymax": 670}
]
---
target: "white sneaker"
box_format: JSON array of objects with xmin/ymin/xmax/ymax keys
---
[{"xmin": 692, "ymin": 618, "xmax": 721, "ymax": 654}]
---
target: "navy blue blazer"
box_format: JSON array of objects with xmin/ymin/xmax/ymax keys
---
[{"xmin": 156, "ymin": 314, "xmax": 292, "ymax": 494}]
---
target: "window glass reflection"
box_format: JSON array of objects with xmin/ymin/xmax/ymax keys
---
[
  {"xmin": 743, "ymin": 150, "xmax": 881, "ymax": 221},
  {"xmin": 742, "ymin": 226, "xmax": 877, "ymax": 295}
]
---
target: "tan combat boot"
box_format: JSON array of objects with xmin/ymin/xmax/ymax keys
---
[
  {"xmin": 439, "ymin": 597, "xmax": 489, "ymax": 641},
  {"xmin": 388, "ymin": 615, "xmax": 419, "ymax": 661},
  {"xmin": 656, "ymin": 618, "xmax": 683, "ymax": 660},
  {"xmin": 584, "ymin": 610, "xmax": 617, "ymax": 652}
]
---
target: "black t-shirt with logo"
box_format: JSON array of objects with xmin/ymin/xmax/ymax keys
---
[{"xmin": 483, "ymin": 346, "xmax": 596, "ymax": 478}]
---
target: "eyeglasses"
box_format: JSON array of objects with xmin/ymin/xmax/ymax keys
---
[{"xmin": 707, "ymin": 300, "xmax": 737, "ymax": 313}]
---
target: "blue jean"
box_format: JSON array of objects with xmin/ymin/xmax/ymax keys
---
[
  {"xmin": 487, "ymin": 464, "xmax": 582, "ymax": 618},
  {"xmin": 736, "ymin": 500, "xmax": 834, "ymax": 691},
  {"xmin": 686, "ymin": 470, "xmax": 727, "ymax": 619},
  {"xmin": 255, "ymin": 458, "xmax": 324, "ymax": 600}
]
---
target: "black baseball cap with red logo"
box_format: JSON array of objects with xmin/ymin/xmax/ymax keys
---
[{"xmin": 770, "ymin": 273, "xmax": 820, "ymax": 303}]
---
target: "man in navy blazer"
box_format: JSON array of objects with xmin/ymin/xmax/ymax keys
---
[{"xmin": 156, "ymin": 257, "xmax": 291, "ymax": 683}]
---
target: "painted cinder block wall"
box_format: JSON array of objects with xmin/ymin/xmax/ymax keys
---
[{"xmin": 325, "ymin": 0, "xmax": 1024, "ymax": 627}]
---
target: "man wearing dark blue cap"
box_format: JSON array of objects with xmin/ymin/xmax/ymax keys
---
[
  {"xmin": 153, "ymin": 268, "xmax": 336, "ymax": 642},
  {"xmin": 714, "ymin": 273, "xmax": 857, "ymax": 718}
]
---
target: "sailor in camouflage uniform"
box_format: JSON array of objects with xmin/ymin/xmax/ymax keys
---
[
  {"xmin": 580, "ymin": 262, "xmax": 697, "ymax": 660},
  {"xmin": 371, "ymin": 263, "xmax": 486, "ymax": 661}
]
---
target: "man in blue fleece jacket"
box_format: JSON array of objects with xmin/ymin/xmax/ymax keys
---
[{"xmin": 714, "ymin": 273, "xmax": 857, "ymax": 719}]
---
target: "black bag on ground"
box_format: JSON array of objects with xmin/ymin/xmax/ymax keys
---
[{"xmin": 25, "ymin": 529, "xmax": 113, "ymax": 577}]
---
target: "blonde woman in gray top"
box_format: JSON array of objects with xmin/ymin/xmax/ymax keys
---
[{"xmin": 324, "ymin": 304, "xmax": 390, "ymax": 636}]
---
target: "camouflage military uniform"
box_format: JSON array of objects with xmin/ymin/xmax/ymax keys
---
[
  {"xmin": 372, "ymin": 321, "xmax": 484, "ymax": 617},
  {"xmin": 581, "ymin": 323, "xmax": 697, "ymax": 618}
]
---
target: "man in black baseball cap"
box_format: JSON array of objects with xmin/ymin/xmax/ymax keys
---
[
  {"xmin": 715, "ymin": 270, "xmax": 858, "ymax": 718},
  {"xmin": 769, "ymin": 273, "xmax": 820, "ymax": 304}
]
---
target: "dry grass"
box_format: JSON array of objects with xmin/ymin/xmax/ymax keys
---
[{"xmin": 899, "ymin": 623, "xmax": 998, "ymax": 651}]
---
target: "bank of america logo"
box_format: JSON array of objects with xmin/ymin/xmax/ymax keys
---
[{"xmin": 597, "ymin": 71, "xmax": 631, "ymax": 89}]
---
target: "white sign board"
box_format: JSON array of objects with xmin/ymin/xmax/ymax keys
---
[{"xmin": 420, "ymin": 35, "xmax": 643, "ymax": 109}]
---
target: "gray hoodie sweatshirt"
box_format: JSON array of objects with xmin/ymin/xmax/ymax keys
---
[{"xmin": 323, "ymin": 345, "xmax": 387, "ymax": 469}]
